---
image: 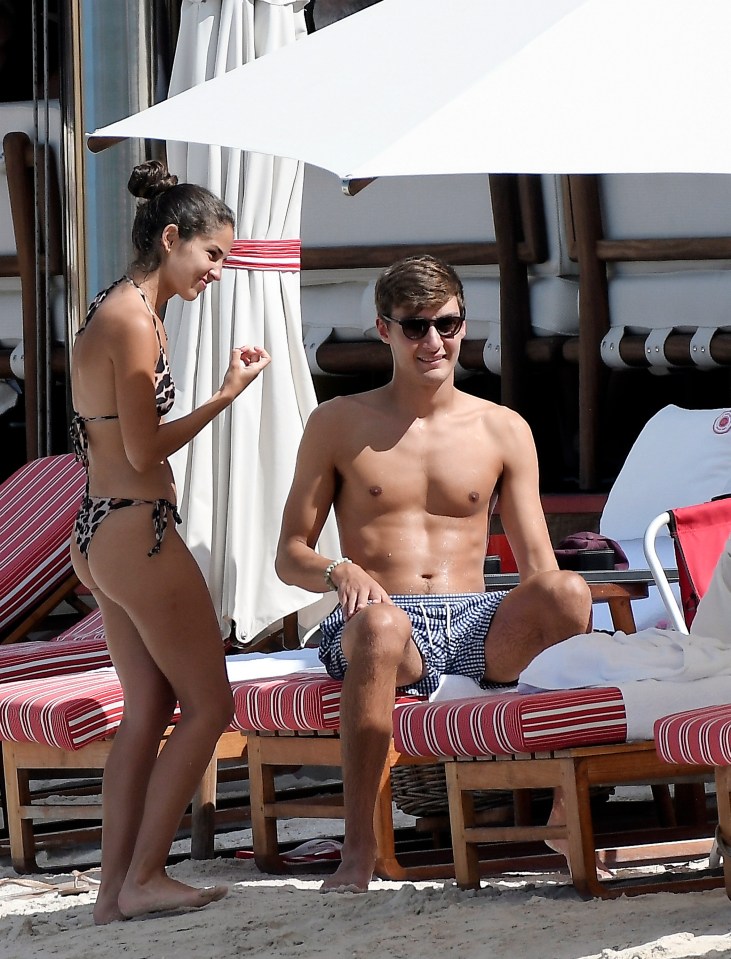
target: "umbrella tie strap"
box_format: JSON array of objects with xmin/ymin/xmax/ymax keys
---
[{"xmin": 224, "ymin": 239, "xmax": 301, "ymax": 272}]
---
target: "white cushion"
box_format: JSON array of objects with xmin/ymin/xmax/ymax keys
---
[
  {"xmin": 608, "ymin": 271, "xmax": 731, "ymax": 334},
  {"xmin": 601, "ymin": 173, "xmax": 731, "ymax": 243},
  {"xmin": 600, "ymin": 405, "xmax": 731, "ymax": 542}
]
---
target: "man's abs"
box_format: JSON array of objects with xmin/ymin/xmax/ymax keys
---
[{"xmin": 336, "ymin": 511, "xmax": 490, "ymax": 595}]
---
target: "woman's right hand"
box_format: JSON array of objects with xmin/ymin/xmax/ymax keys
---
[{"xmin": 221, "ymin": 346, "xmax": 272, "ymax": 399}]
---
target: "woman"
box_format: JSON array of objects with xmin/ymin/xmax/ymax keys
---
[{"xmin": 70, "ymin": 160, "xmax": 271, "ymax": 924}]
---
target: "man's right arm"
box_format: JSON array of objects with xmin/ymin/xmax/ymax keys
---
[
  {"xmin": 276, "ymin": 401, "xmax": 392, "ymax": 618},
  {"xmin": 275, "ymin": 403, "xmax": 340, "ymax": 593}
]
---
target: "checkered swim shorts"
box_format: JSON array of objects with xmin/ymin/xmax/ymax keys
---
[{"xmin": 318, "ymin": 591, "xmax": 510, "ymax": 697}]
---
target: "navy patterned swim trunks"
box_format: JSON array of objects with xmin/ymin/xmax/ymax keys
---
[{"xmin": 318, "ymin": 591, "xmax": 511, "ymax": 697}]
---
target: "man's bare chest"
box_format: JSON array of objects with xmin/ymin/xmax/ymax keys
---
[{"xmin": 340, "ymin": 437, "xmax": 497, "ymax": 519}]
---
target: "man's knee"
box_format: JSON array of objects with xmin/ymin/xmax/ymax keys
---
[
  {"xmin": 537, "ymin": 569, "xmax": 592, "ymax": 631},
  {"xmin": 341, "ymin": 603, "xmax": 412, "ymax": 664},
  {"xmin": 556, "ymin": 569, "xmax": 591, "ymax": 607}
]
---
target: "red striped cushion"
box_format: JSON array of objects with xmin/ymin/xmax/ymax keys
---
[
  {"xmin": 0, "ymin": 638, "xmax": 111, "ymax": 684},
  {"xmin": 394, "ymin": 688, "xmax": 627, "ymax": 757},
  {"xmin": 0, "ymin": 668, "xmax": 125, "ymax": 749},
  {"xmin": 654, "ymin": 705, "xmax": 731, "ymax": 766},
  {"xmin": 0, "ymin": 610, "xmax": 109, "ymax": 684},
  {"xmin": 50, "ymin": 608, "xmax": 106, "ymax": 643},
  {"xmin": 0, "ymin": 454, "xmax": 85, "ymax": 633},
  {"xmin": 230, "ymin": 672, "xmax": 345, "ymax": 732}
]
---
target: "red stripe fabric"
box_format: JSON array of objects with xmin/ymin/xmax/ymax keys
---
[
  {"xmin": 0, "ymin": 668, "xmax": 124, "ymax": 749},
  {"xmin": 669, "ymin": 499, "xmax": 731, "ymax": 627},
  {"xmin": 655, "ymin": 704, "xmax": 731, "ymax": 766},
  {"xmin": 0, "ymin": 635, "xmax": 111, "ymax": 684},
  {"xmin": 0, "ymin": 455, "xmax": 85, "ymax": 633},
  {"xmin": 229, "ymin": 673, "xmax": 420, "ymax": 733},
  {"xmin": 230, "ymin": 672, "xmax": 344, "ymax": 732},
  {"xmin": 223, "ymin": 239, "xmax": 301, "ymax": 272},
  {"xmin": 0, "ymin": 665, "xmax": 190, "ymax": 750},
  {"xmin": 393, "ymin": 688, "xmax": 627, "ymax": 758},
  {"xmin": 49, "ymin": 608, "xmax": 105, "ymax": 644}
]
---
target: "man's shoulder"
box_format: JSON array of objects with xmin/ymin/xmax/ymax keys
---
[
  {"xmin": 315, "ymin": 388, "xmax": 386, "ymax": 417},
  {"xmin": 456, "ymin": 393, "xmax": 525, "ymax": 426}
]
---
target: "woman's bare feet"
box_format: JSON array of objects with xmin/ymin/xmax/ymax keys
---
[
  {"xmin": 118, "ymin": 874, "xmax": 228, "ymax": 919},
  {"xmin": 92, "ymin": 874, "xmax": 126, "ymax": 925},
  {"xmin": 93, "ymin": 894, "xmax": 127, "ymax": 926}
]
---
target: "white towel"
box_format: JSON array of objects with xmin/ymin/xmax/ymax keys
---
[
  {"xmin": 225, "ymin": 648, "xmax": 324, "ymax": 682},
  {"xmin": 429, "ymin": 673, "xmax": 521, "ymax": 702},
  {"xmin": 523, "ymin": 537, "xmax": 731, "ymax": 689},
  {"xmin": 517, "ymin": 541, "xmax": 731, "ymax": 739},
  {"xmin": 618, "ymin": 676, "xmax": 731, "ymax": 741},
  {"xmin": 519, "ymin": 626, "xmax": 731, "ymax": 688}
]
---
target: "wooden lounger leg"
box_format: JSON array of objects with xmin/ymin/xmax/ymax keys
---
[
  {"xmin": 445, "ymin": 761, "xmax": 480, "ymax": 890},
  {"xmin": 373, "ymin": 747, "xmax": 405, "ymax": 880},
  {"xmin": 190, "ymin": 752, "xmax": 218, "ymax": 860},
  {"xmin": 716, "ymin": 765, "xmax": 731, "ymax": 901},
  {"xmin": 248, "ymin": 735, "xmax": 282, "ymax": 873},
  {"xmin": 559, "ymin": 758, "xmax": 599, "ymax": 898},
  {"xmin": 2, "ymin": 742, "xmax": 37, "ymax": 873}
]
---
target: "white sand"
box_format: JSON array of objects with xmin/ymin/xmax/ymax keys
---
[{"xmin": 1, "ymin": 847, "xmax": 730, "ymax": 959}]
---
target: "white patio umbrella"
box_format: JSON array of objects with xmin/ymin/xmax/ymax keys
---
[
  {"xmin": 162, "ymin": 0, "xmax": 337, "ymax": 645},
  {"xmin": 89, "ymin": 0, "xmax": 731, "ymax": 179}
]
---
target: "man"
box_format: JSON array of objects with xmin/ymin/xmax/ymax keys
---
[{"xmin": 276, "ymin": 254, "xmax": 591, "ymax": 892}]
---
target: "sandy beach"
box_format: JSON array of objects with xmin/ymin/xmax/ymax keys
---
[{"xmin": 1, "ymin": 821, "xmax": 730, "ymax": 959}]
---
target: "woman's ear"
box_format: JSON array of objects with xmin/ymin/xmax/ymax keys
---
[{"xmin": 161, "ymin": 223, "xmax": 179, "ymax": 253}]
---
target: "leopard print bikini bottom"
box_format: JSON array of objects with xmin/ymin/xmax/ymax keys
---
[{"xmin": 74, "ymin": 494, "xmax": 182, "ymax": 559}]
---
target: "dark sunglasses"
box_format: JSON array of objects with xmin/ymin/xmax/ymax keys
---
[{"xmin": 380, "ymin": 313, "xmax": 465, "ymax": 341}]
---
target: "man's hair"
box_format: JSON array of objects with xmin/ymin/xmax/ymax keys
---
[{"xmin": 374, "ymin": 254, "xmax": 465, "ymax": 318}]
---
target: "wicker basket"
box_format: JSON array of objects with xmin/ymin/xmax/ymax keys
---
[
  {"xmin": 391, "ymin": 764, "xmax": 610, "ymax": 819},
  {"xmin": 390, "ymin": 763, "xmax": 516, "ymax": 818}
]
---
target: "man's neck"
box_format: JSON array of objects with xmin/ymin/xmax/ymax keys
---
[{"xmin": 385, "ymin": 373, "xmax": 458, "ymax": 418}]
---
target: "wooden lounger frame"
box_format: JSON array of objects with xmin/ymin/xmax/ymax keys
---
[{"xmin": 1, "ymin": 729, "xmax": 248, "ymax": 873}]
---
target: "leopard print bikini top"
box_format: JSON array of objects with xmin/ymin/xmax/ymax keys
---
[{"xmin": 70, "ymin": 276, "xmax": 176, "ymax": 466}]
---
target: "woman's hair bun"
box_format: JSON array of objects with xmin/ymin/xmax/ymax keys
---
[{"xmin": 127, "ymin": 159, "xmax": 179, "ymax": 200}]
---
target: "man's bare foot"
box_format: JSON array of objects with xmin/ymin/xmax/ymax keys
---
[
  {"xmin": 118, "ymin": 874, "xmax": 228, "ymax": 919},
  {"xmin": 320, "ymin": 855, "xmax": 374, "ymax": 894}
]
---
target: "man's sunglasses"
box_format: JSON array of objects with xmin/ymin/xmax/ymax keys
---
[{"xmin": 380, "ymin": 313, "xmax": 465, "ymax": 341}]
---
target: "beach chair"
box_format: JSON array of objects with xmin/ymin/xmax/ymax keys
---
[
  {"xmin": 420, "ymin": 501, "xmax": 731, "ymax": 897},
  {"xmin": 396, "ymin": 688, "xmax": 721, "ymax": 899},
  {"xmin": 594, "ymin": 405, "xmax": 731, "ymax": 633},
  {"xmin": 0, "ymin": 608, "xmax": 108, "ymax": 684},
  {"xmin": 229, "ymin": 672, "xmax": 436, "ymax": 880},
  {"xmin": 0, "ymin": 453, "xmax": 89, "ymax": 644},
  {"xmin": 645, "ymin": 500, "xmax": 731, "ymax": 897},
  {"xmin": 232, "ymin": 665, "xmax": 722, "ymax": 896},
  {"xmin": 0, "ymin": 664, "xmax": 248, "ymax": 871},
  {"xmin": 643, "ymin": 496, "xmax": 731, "ymax": 633},
  {"xmin": 0, "ymin": 608, "xmax": 110, "ymax": 848},
  {"xmin": 655, "ymin": 704, "xmax": 731, "ymax": 901}
]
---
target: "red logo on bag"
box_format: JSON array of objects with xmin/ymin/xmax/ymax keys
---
[{"xmin": 713, "ymin": 411, "xmax": 731, "ymax": 434}]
